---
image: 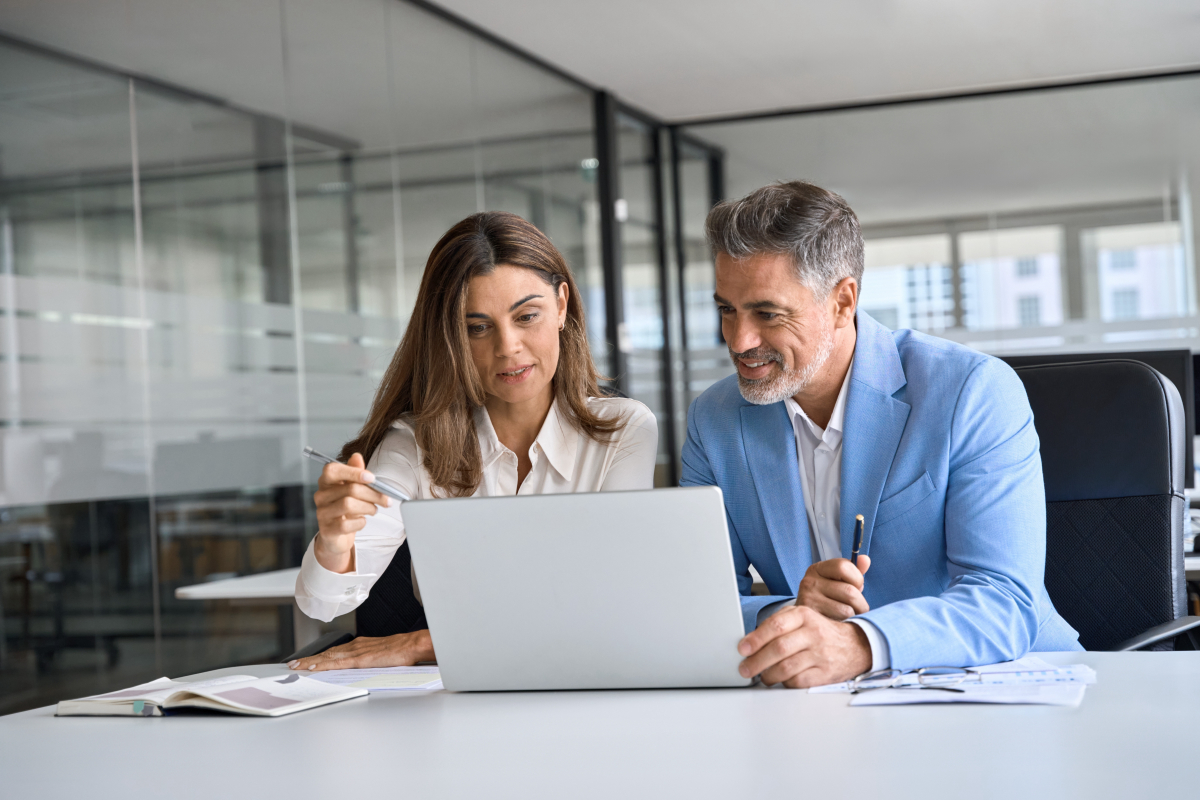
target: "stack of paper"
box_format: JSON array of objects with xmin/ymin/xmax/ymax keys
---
[{"xmin": 809, "ymin": 656, "xmax": 1096, "ymax": 707}]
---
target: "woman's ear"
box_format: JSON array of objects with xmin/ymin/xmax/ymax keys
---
[{"xmin": 557, "ymin": 281, "xmax": 570, "ymax": 327}]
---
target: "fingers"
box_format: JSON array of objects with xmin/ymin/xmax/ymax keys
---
[
  {"xmin": 317, "ymin": 460, "xmax": 374, "ymax": 488},
  {"xmin": 316, "ymin": 454, "xmax": 387, "ymax": 503},
  {"xmin": 812, "ymin": 558, "xmax": 865, "ymax": 590},
  {"xmin": 288, "ymin": 631, "xmax": 435, "ymax": 672},
  {"xmin": 738, "ymin": 607, "xmax": 818, "ymax": 679},
  {"xmin": 856, "ymin": 554, "xmax": 871, "ymax": 576},
  {"xmin": 743, "ymin": 615, "xmax": 873, "ymax": 688},
  {"xmin": 312, "ymin": 476, "xmax": 390, "ymax": 539},
  {"xmin": 762, "ymin": 649, "xmax": 823, "ymax": 687},
  {"xmin": 803, "ymin": 575, "xmax": 869, "ymax": 619},
  {"xmin": 314, "ymin": 483, "xmax": 386, "ymax": 517},
  {"xmin": 289, "ymin": 640, "xmax": 373, "ymax": 672}
]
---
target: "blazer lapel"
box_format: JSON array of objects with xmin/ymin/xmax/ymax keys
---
[
  {"xmin": 741, "ymin": 403, "xmax": 812, "ymax": 591},
  {"xmin": 839, "ymin": 311, "xmax": 911, "ymax": 559}
]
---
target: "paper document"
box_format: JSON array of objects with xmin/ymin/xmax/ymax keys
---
[
  {"xmin": 850, "ymin": 683, "xmax": 1087, "ymax": 707},
  {"xmin": 80, "ymin": 674, "xmax": 257, "ymax": 705},
  {"xmin": 308, "ymin": 666, "xmax": 443, "ymax": 692},
  {"xmin": 809, "ymin": 656, "xmax": 1096, "ymax": 707}
]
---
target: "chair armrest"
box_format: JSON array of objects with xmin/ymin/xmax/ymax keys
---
[
  {"xmin": 281, "ymin": 632, "xmax": 354, "ymax": 663},
  {"xmin": 1112, "ymin": 616, "xmax": 1200, "ymax": 651}
]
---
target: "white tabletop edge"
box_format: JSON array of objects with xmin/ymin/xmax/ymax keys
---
[{"xmin": 174, "ymin": 566, "xmax": 301, "ymax": 600}]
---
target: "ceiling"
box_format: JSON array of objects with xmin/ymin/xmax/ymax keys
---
[
  {"xmin": 1, "ymin": 0, "xmax": 1197, "ymax": 128},
  {"xmin": 2, "ymin": 0, "xmax": 1198, "ymax": 226},
  {"xmin": 437, "ymin": 0, "xmax": 1200, "ymax": 121},
  {"xmin": 688, "ymin": 77, "xmax": 1200, "ymax": 225}
]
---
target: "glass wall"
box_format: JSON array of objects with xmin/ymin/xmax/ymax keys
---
[
  {"xmin": 680, "ymin": 74, "xmax": 1200, "ymax": 372},
  {"xmin": 0, "ymin": 1, "xmax": 597, "ymax": 714}
]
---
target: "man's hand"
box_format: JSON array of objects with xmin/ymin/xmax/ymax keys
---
[
  {"xmin": 737, "ymin": 605, "xmax": 871, "ymax": 688},
  {"xmin": 288, "ymin": 630, "xmax": 434, "ymax": 672},
  {"xmin": 796, "ymin": 555, "xmax": 871, "ymax": 620}
]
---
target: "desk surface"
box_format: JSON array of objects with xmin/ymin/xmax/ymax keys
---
[
  {"xmin": 3, "ymin": 651, "xmax": 1198, "ymax": 800},
  {"xmin": 174, "ymin": 566, "xmax": 300, "ymax": 600}
]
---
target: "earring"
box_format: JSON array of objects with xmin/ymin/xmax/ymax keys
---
[{"xmin": 559, "ymin": 321, "xmax": 565, "ymax": 332}]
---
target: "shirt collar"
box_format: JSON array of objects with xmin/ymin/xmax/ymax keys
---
[
  {"xmin": 784, "ymin": 357, "xmax": 855, "ymax": 443},
  {"xmin": 474, "ymin": 397, "xmax": 578, "ymax": 481}
]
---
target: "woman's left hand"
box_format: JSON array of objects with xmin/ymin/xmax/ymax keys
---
[{"xmin": 288, "ymin": 630, "xmax": 434, "ymax": 671}]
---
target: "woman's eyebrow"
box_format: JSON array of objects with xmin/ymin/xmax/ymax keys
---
[{"xmin": 509, "ymin": 293, "xmax": 543, "ymax": 311}]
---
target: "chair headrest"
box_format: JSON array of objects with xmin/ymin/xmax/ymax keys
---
[{"xmin": 1013, "ymin": 359, "xmax": 1185, "ymax": 502}]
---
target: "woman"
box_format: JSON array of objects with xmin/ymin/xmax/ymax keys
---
[{"xmin": 289, "ymin": 211, "xmax": 658, "ymax": 671}]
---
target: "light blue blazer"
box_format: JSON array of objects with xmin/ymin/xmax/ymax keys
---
[{"xmin": 681, "ymin": 310, "xmax": 1082, "ymax": 670}]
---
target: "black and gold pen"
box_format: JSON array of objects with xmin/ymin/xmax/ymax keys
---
[{"xmin": 850, "ymin": 514, "xmax": 865, "ymax": 567}]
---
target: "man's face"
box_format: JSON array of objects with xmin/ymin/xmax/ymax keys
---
[{"xmin": 714, "ymin": 252, "xmax": 840, "ymax": 405}]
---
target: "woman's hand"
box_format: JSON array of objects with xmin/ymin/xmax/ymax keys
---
[
  {"xmin": 287, "ymin": 630, "xmax": 435, "ymax": 671},
  {"xmin": 312, "ymin": 453, "xmax": 390, "ymax": 574}
]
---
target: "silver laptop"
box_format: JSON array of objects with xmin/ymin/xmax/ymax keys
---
[{"xmin": 403, "ymin": 486, "xmax": 750, "ymax": 691}]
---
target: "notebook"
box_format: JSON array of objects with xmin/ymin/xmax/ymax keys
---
[{"xmin": 55, "ymin": 673, "xmax": 367, "ymax": 717}]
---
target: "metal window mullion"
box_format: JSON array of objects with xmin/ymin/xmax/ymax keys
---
[{"xmin": 594, "ymin": 91, "xmax": 627, "ymax": 393}]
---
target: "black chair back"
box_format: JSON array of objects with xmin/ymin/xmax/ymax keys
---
[{"xmin": 1014, "ymin": 359, "xmax": 1186, "ymax": 650}]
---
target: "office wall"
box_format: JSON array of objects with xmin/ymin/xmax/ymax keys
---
[
  {"xmin": 0, "ymin": 0, "xmax": 598, "ymax": 713},
  {"xmin": 680, "ymin": 76, "xmax": 1200, "ymax": 373}
]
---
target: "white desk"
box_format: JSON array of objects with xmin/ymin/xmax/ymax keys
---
[
  {"xmin": 1186, "ymin": 555, "xmax": 1200, "ymax": 581},
  {"xmin": 174, "ymin": 568, "xmax": 324, "ymax": 652},
  {"xmin": 2, "ymin": 651, "xmax": 1197, "ymax": 799}
]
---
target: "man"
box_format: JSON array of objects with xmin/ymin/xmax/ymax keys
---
[{"xmin": 681, "ymin": 180, "xmax": 1081, "ymax": 689}]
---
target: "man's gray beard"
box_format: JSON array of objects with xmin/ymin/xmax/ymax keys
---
[{"xmin": 730, "ymin": 326, "xmax": 836, "ymax": 406}]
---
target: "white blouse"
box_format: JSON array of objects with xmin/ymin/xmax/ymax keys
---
[{"xmin": 295, "ymin": 396, "xmax": 658, "ymax": 622}]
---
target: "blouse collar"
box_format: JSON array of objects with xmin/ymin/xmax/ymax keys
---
[{"xmin": 474, "ymin": 396, "xmax": 578, "ymax": 481}]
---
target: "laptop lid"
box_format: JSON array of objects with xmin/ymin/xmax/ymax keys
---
[{"xmin": 404, "ymin": 486, "xmax": 750, "ymax": 691}]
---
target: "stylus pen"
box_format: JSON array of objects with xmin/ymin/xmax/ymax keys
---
[
  {"xmin": 850, "ymin": 514, "xmax": 865, "ymax": 567},
  {"xmin": 302, "ymin": 446, "xmax": 410, "ymax": 503}
]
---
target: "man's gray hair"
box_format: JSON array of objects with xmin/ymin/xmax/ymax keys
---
[{"xmin": 705, "ymin": 180, "xmax": 865, "ymax": 299}]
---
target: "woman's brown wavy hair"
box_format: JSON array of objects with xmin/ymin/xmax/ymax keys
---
[{"xmin": 339, "ymin": 211, "xmax": 620, "ymax": 497}]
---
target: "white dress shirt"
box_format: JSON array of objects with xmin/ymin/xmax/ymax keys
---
[
  {"xmin": 765, "ymin": 358, "xmax": 892, "ymax": 673},
  {"xmin": 296, "ymin": 396, "xmax": 658, "ymax": 622}
]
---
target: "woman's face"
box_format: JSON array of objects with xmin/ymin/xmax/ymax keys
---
[{"xmin": 464, "ymin": 264, "xmax": 569, "ymax": 407}]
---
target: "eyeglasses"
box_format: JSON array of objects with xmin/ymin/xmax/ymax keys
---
[{"xmin": 850, "ymin": 666, "xmax": 982, "ymax": 694}]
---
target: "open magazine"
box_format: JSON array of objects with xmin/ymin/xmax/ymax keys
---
[{"xmin": 55, "ymin": 673, "xmax": 367, "ymax": 717}]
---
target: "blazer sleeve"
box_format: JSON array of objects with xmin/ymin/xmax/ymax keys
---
[
  {"xmin": 681, "ymin": 397, "xmax": 784, "ymax": 633},
  {"xmin": 856, "ymin": 358, "xmax": 1046, "ymax": 669}
]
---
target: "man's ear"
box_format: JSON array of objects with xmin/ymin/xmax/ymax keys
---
[{"xmin": 832, "ymin": 277, "xmax": 858, "ymax": 327}]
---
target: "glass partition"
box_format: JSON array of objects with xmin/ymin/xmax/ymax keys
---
[{"xmin": 0, "ymin": 0, "xmax": 597, "ymax": 714}]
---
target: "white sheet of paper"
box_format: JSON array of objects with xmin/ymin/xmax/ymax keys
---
[
  {"xmin": 80, "ymin": 675, "xmax": 258, "ymax": 704},
  {"xmin": 200, "ymin": 675, "xmax": 359, "ymax": 711},
  {"xmin": 849, "ymin": 683, "xmax": 1087, "ymax": 707},
  {"xmin": 308, "ymin": 666, "xmax": 443, "ymax": 692}
]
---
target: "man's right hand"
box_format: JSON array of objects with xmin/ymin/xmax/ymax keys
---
[
  {"xmin": 795, "ymin": 555, "xmax": 871, "ymax": 620},
  {"xmin": 312, "ymin": 453, "xmax": 390, "ymax": 574}
]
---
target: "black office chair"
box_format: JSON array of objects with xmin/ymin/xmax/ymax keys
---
[
  {"xmin": 1014, "ymin": 359, "xmax": 1200, "ymax": 651},
  {"xmin": 282, "ymin": 540, "xmax": 428, "ymax": 662}
]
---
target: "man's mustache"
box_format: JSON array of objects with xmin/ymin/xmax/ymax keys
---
[{"xmin": 728, "ymin": 346, "xmax": 783, "ymax": 363}]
